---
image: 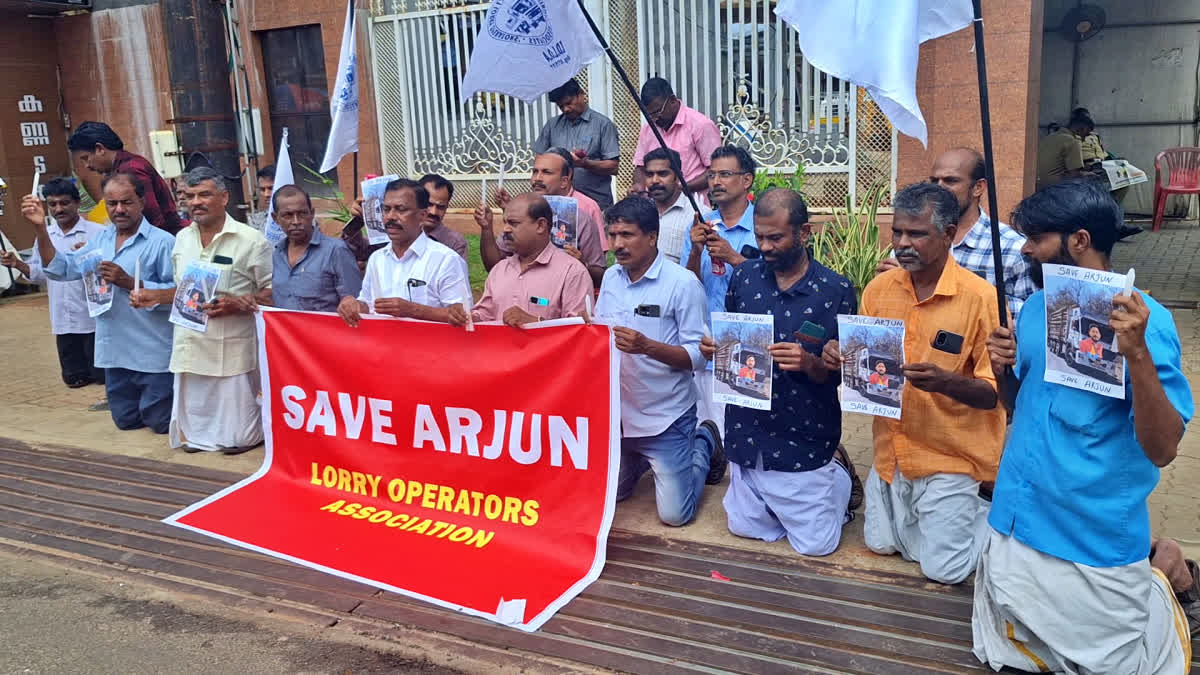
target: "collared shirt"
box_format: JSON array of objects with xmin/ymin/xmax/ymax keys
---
[
  {"xmin": 272, "ymin": 229, "xmax": 362, "ymax": 312},
  {"xmin": 632, "ymin": 102, "xmax": 723, "ymax": 183},
  {"xmin": 569, "ymin": 188, "xmax": 609, "ymax": 252},
  {"xmin": 1081, "ymin": 132, "xmax": 1106, "ymax": 164},
  {"xmin": 496, "ymin": 194, "xmax": 606, "ymax": 271},
  {"xmin": 953, "ymin": 211, "xmax": 1035, "ymax": 319},
  {"xmin": 658, "ymin": 191, "xmax": 698, "ymax": 264},
  {"xmin": 862, "ymin": 257, "xmax": 1006, "ymax": 483},
  {"xmin": 680, "ymin": 202, "xmax": 757, "ymax": 314},
  {"xmin": 170, "ymin": 215, "xmax": 273, "ymax": 377},
  {"xmin": 532, "ymin": 107, "xmax": 621, "ymax": 209},
  {"xmin": 424, "ymin": 222, "xmax": 468, "ymax": 260},
  {"xmin": 724, "ymin": 258, "xmax": 858, "ymax": 472},
  {"xmin": 596, "ymin": 252, "xmax": 708, "ymax": 438},
  {"xmin": 358, "ymin": 232, "xmax": 472, "ymax": 312},
  {"xmin": 989, "ymin": 290, "xmax": 1192, "ymax": 567},
  {"xmin": 25, "ymin": 218, "xmax": 108, "ymax": 335},
  {"xmin": 112, "ymin": 150, "xmax": 182, "ymax": 234},
  {"xmin": 43, "ymin": 218, "xmax": 177, "ymax": 373},
  {"xmin": 472, "ymin": 241, "xmax": 592, "ymax": 322},
  {"xmin": 1036, "ymin": 128, "xmax": 1084, "ymax": 188}
]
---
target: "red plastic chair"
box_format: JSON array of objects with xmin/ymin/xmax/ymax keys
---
[{"xmin": 1153, "ymin": 148, "xmax": 1200, "ymax": 231}]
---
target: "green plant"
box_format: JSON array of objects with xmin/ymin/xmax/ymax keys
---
[
  {"xmin": 811, "ymin": 182, "xmax": 891, "ymax": 303},
  {"xmin": 749, "ymin": 165, "xmax": 806, "ymax": 200},
  {"xmin": 298, "ymin": 163, "xmax": 354, "ymax": 224}
]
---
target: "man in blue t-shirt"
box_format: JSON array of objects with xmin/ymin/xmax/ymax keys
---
[{"xmin": 972, "ymin": 181, "xmax": 1195, "ymax": 672}]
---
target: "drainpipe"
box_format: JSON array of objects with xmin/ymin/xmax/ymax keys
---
[{"xmin": 160, "ymin": 0, "xmax": 247, "ymax": 213}]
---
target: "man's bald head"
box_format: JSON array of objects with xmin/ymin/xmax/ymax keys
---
[
  {"xmin": 930, "ymin": 147, "xmax": 986, "ymax": 220},
  {"xmin": 753, "ymin": 188, "xmax": 809, "ymax": 235},
  {"xmin": 502, "ymin": 193, "xmax": 554, "ymax": 258}
]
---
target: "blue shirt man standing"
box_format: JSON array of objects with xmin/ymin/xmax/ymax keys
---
[
  {"xmin": 596, "ymin": 197, "xmax": 720, "ymax": 527},
  {"xmin": 34, "ymin": 172, "xmax": 177, "ymax": 433},
  {"xmin": 270, "ymin": 185, "xmax": 362, "ymax": 312},
  {"xmin": 702, "ymin": 189, "xmax": 857, "ymax": 556},
  {"xmin": 972, "ymin": 181, "xmax": 1194, "ymax": 673}
]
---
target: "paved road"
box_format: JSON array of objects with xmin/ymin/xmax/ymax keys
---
[{"xmin": 0, "ymin": 550, "xmax": 462, "ymax": 675}]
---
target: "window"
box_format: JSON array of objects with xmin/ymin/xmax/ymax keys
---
[{"xmin": 260, "ymin": 25, "xmax": 335, "ymax": 196}]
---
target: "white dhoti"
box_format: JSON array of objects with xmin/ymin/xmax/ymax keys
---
[
  {"xmin": 169, "ymin": 371, "xmax": 263, "ymax": 451},
  {"xmin": 723, "ymin": 454, "xmax": 851, "ymax": 556},
  {"xmin": 694, "ymin": 369, "xmax": 726, "ymax": 436},
  {"xmin": 864, "ymin": 467, "xmax": 988, "ymax": 584},
  {"xmin": 972, "ymin": 528, "xmax": 1191, "ymax": 674}
]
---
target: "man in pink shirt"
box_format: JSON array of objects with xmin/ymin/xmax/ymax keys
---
[
  {"xmin": 632, "ymin": 77, "xmax": 723, "ymax": 197},
  {"xmin": 473, "ymin": 193, "xmax": 592, "ymax": 327}
]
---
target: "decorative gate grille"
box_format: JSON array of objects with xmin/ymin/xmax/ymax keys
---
[{"xmin": 369, "ymin": 0, "xmax": 895, "ymax": 209}]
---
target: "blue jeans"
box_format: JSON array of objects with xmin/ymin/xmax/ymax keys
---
[
  {"xmin": 616, "ymin": 406, "xmax": 714, "ymax": 527},
  {"xmin": 106, "ymin": 368, "xmax": 173, "ymax": 434}
]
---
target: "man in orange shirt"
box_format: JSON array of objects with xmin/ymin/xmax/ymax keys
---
[
  {"xmin": 1079, "ymin": 324, "xmax": 1104, "ymax": 362},
  {"xmin": 823, "ymin": 183, "xmax": 1005, "ymax": 584},
  {"xmin": 868, "ymin": 361, "xmax": 890, "ymax": 393}
]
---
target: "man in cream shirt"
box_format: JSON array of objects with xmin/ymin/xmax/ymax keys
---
[{"xmin": 134, "ymin": 166, "xmax": 273, "ymax": 453}]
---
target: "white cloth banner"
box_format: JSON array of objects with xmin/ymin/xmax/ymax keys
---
[
  {"xmin": 263, "ymin": 128, "xmax": 296, "ymax": 246},
  {"xmin": 460, "ymin": 0, "xmax": 603, "ymax": 103},
  {"xmin": 775, "ymin": 0, "xmax": 972, "ymax": 147},
  {"xmin": 318, "ymin": 0, "xmax": 359, "ymax": 173}
]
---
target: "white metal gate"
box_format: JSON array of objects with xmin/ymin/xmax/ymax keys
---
[{"xmin": 369, "ymin": 0, "xmax": 895, "ymax": 209}]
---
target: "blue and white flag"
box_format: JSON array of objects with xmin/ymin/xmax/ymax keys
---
[
  {"xmin": 775, "ymin": 0, "xmax": 972, "ymax": 147},
  {"xmin": 319, "ymin": 0, "xmax": 359, "ymax": 172},
  {"xmin": 460, "ymin": 0, "xmax": 602, "ymax": 103},
  {"xmin": 264, "ymin": 128, "xmax": 296, "ymax": 246}
]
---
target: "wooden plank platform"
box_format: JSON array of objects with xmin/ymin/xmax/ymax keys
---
[{"xmin": 0, "ymin": 439, "xmax": 1193, "ymax": 673}]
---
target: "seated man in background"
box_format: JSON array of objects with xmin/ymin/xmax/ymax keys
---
[{"xmin": 472, "ymin": 193, "xmax": 592, "ymax": 327}]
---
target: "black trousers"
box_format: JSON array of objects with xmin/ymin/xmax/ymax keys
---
[{"xmin": 55, "ymin": 332, "xmax": 104, "ymax": 386}]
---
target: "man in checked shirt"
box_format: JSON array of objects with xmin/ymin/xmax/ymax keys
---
[{"xmin": 879, "ymin": 148, "xmax": 1033, "ymax": 319}]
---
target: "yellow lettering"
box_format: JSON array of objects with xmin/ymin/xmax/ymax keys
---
[
  {"xmin": 421, "ymin": 483, "xmax": 438, "ymax": 510},
  {"xmin": 436, "ymin": 485, "xmax": 455, "ymax": 512},
  {"xmin": 338, "ymin": 502, "xmax": 361, "ymax": 516},
  {"xmin": 466, "ymin": 529, "xmax": 495, "ymax": 548},
  {"xmin": 402, "ymin": 517, "xmax": 429, "ymax": 531},
  {"xmin": 520, "ymin": 499, "xmax": 539, "ymax": 527},
  {"xmin": 365, "ymin": 473, "xmax": 382, "ymax": 498},
  {"xmin": 385, "ymin": 513, "xmax": 408, "ymax": 528},
  {"xmin": 352, "ymin": 472, "xmax": 368, "ymax": 496},
  {"xmin": 319, "ymin": 499, "xmax": 345, "ymax": 513},
  {"xmin": 310, "ymin": 462, "xmax": 322, "ymax": 485},
  {"xmin": 322, "ymin": 465, "xmax": 337, "ymax": 487},
  {"xmin": 408, "ymin": 518, "xmax": 432, "ymax": 534},
  {"xmin": 470, "ymin": 491, "xmax": 484, "ymax": 517},
  {"xmin": 448, "ymin": 526, "xmax": 473, "ymax": 542},
  {"xmin": 501, "ymin": 496, "xmax": 522, "ymax": 524},
  {"xmin": 483, "ymin": 494, "xmax": 502, "ymax": 519},
  {"xmin": 426, "ymin": 521, "xmax": 451, "ymax": 537},
  {"xmin": 453, "ymin": 489, "xmax": 472, "ymax": 515},
  {"xmin": 351, "ymin": 505, "xmax": 375, "ymax": 520},
  {"xmin": 405, "ymin": 480, "xmax": 423, "ymax": 504},
  {"xmin": 367, "ymin": 509, "xmax": 393, "ymax": 523},
  {"xmin": 387, "ymin": 478, "xmax": 405, "ymax": 502},
  {"xmin": 337, "ymin": 468, "xmax": 353, "ymax": 492}
]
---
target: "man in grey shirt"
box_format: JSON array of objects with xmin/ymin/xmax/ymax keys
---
[
  {"xmin": 532, "ymin": 78, "xmax": 620, "ymax": 209},
  {"xmin": 270, "ymin": 185, "xmax": 362, "ymax": 312}
]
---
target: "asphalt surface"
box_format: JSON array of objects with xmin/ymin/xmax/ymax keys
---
[{"xmin": 0, "ymin": 550, "xmax": 463, "ymax": 675}]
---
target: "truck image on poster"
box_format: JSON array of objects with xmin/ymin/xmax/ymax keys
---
[
  {"xmin": 836, "ymin": 315, "xmax": 906, "ymax": 419},
  {"xmin": 842, "ymin": 346, "xmax": 904, "ymax": 405},
  {"xmin": 1047, "ymin": 304, "xmax": 1122, "ymax": 383}
]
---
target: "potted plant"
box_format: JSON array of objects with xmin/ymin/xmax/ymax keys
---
[
  {"xmin": 748, "ymin": 165, "xmax": 806, "ymax": 202},
  {"xmin": 810, "ymin": 182, "xmax": 890, "ymax": 303}
]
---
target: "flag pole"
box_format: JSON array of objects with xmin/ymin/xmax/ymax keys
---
[
  {"xmin": 970, "ymin": 0, "xmax": 1009, "ymax": 329},
  {"xmin": 574, "ymin": 0, "xmax": 703, "ymax": 215},
  {"xmin": 352, "ymin": 152, "xmax": 359, "ymax": 200}
]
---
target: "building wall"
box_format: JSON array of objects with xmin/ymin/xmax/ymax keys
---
[
  {"xmin": 236, "ymin": 0, "xmax": 381, "ymax": 204},
  {"xmin": 896, "ymin": 0, "xmax": 1044, "ymax": 223},
  {"xmin": 0, "ymin": 11, "xmax": 72, "ymax": 249}
]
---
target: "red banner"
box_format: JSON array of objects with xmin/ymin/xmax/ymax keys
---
[{"xmin": 166, "ymin": 309, "xmax": 618, "ymax": 631}]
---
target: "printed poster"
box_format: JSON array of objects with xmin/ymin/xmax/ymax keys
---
[
  {"xmin": 1043, "ymin": 263, "xmax": 1127, "ymax": 399},
  {"xmin": 79, "ymin": 249, "xmax": 113, "ymax": 317},
  {"xmin": 169, "ymin": 260, "xmax": 222, "ymax": 333},
  {"xmin": 165, "ymin": 310, "xmax": 619, "ymax": 632},
  {"xmin": 361, "ymin": 174, "xmax": 399, "ymax": 246},
  {"xmin": 710, "ymin": 312, "xmax": 774, "ymax": 411},
  {"xmin": 837, "ymin": 315, "xmax": 906, "ymax": 419},
  {"xmin": 543, "ymin": 195, "xmax": 578, "ymax": 249}
]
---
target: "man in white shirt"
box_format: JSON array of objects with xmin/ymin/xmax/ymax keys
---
[
  {"xmin": 1, "ymin": 178, "xmax": 107, "ymax": 388},
  {"xmin": 643, "ymin": 146, "xmax": 698, "ymax": 264},
  {"xmin": 338, "ymin": 178, "xmax": 472, "ymax": 328}
]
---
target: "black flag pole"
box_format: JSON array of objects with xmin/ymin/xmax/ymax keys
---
[
  {"xmin": 574, "ymin": 0, "xmax": 704, "ymax": 216},
  {"xmin": 352, "ymin": 152, "xmax": 359, "ymax": 200},
  {"xmin": 970, "ymin": 0, "xmax": 1010, "ymax": 329}
]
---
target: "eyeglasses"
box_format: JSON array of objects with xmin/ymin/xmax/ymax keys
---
[
  {"xmin": 647, "ymin": 96, "xmax": 675, "ymax": 120},
  {"xmin": 707, "ymin": 170, "xmax": 750, "ymax": 181}
]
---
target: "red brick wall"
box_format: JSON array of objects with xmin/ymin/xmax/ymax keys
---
[{"xmin": 895, "ymin": 0, "xmax": 1044, "ymax": 223}]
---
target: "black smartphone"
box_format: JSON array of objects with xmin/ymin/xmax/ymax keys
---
[
  {"xmin": 740, "ymin": 244, "xmax": 761, "ymax": 260},
  {"xmin": 635, "ymin": 304, "xmax": 661, "ymax": 317},
  {"xmin": 932, "ymin": 329, "xmax": 964, "ymax": 355},
  {"xmin": 212, "ymin": 255, "xmax": 234, "ymax": 265}
]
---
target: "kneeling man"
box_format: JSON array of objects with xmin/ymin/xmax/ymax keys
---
[
  {"xmin": 973, "ymin": 181, "xmax": 1194, "ymax": 673},
  {"xmin": 822, "ymin": 183, "xmax": 1005, "ymax": 583},
  {"xmin": 597, "ymin": 196, "xmax": 719, "ymax": 526}
]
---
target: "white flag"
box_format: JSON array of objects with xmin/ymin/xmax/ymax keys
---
[
  {"xmin": 264, "ymin": 128, "xmax": 297, "ymax": 246},
  {"xmin": 319, "ymin": 0, "xmax": 359, "ymax": 172},
  {"xmin": 460, "ymin": 0, "xmax": 603, "ymax": 103},
  {"xmin": 775, "ymin": 0, "xmax": 972, "ymax": 147}
]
